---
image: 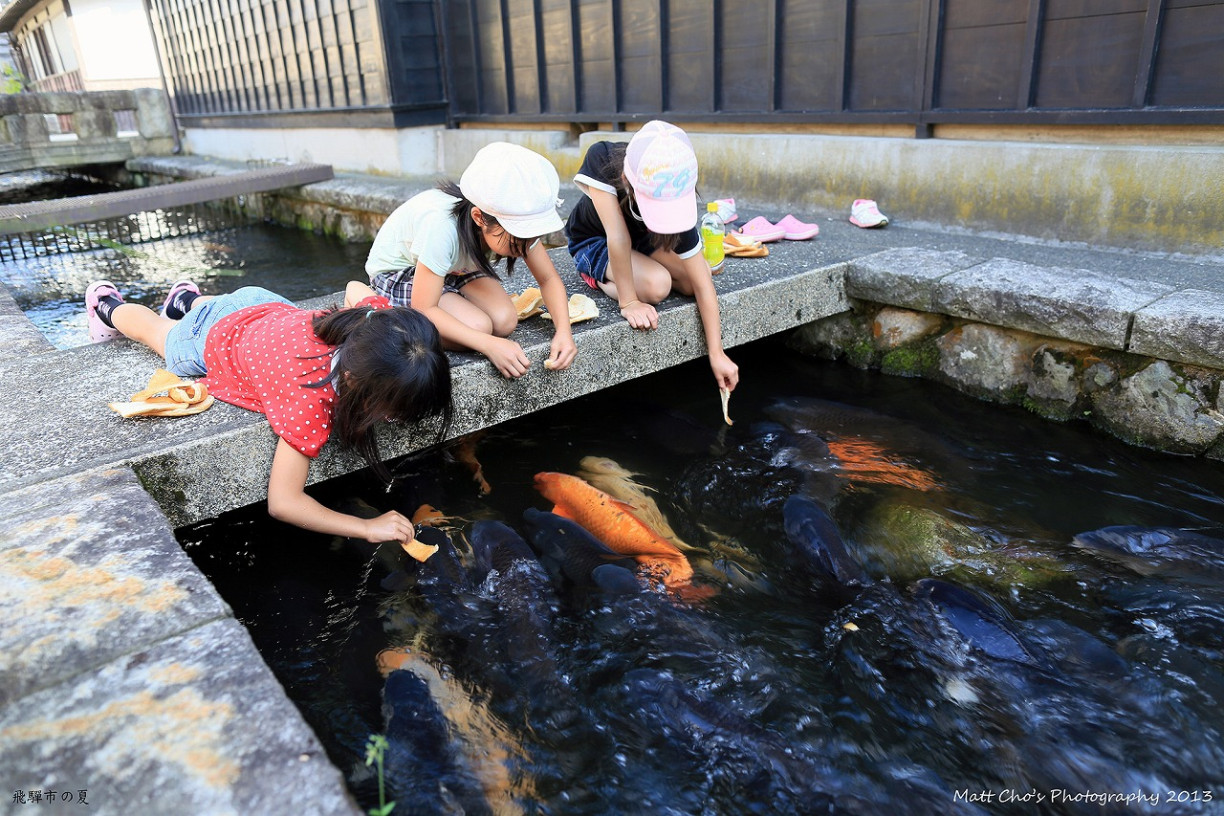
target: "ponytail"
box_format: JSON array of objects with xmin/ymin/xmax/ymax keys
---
[{"xmin": 307, "ymin": 306, "xmax": 453, "ymax": 482}]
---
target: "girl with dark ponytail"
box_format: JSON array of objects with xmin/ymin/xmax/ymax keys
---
[{"xmin": 85, "ymin": 278, "xmax": 453, "ymax": 544}]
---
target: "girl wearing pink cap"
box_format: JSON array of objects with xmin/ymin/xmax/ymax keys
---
[
  {"xmin": 365, "ymin": 142, "xmax": 576, "ymax": 378},
  {"xmin": 564, "ymin": 121, "xmax": 739, "ymax": 392}
]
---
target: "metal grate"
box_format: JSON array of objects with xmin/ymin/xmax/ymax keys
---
[{"xmin": 0, "ymin": 205, "xmax": 248, "ymax": 262}]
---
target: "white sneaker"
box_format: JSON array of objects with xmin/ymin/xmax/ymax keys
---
[
  {"xmin": 712, "ymin": 198, "xmax": 738, "ymax": 224},
  {"xmin": 849, "ymin": 199, "xmax": 889, "ymax": 228}
]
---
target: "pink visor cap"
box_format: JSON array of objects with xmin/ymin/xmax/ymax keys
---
[
  {"xmin": 459, "ymin": 142, "xmax": 564, "ymax": 238},
  {"xmin": 623, "ymin": 121, "xmax": 700, "ymax": 234}
]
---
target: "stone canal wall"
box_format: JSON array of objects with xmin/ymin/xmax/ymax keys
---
[{"xmin": 793, "ymin": 248, "xmax": 1224, "ymax": 458}]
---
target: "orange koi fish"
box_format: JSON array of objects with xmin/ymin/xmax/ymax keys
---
[
  {"xmin": 533, "ymin": 471, "xmax": 694, "ymax": 588},
  {"xmin": 824, "ymin": 437, "xmax": 942, "ymax": 492}
]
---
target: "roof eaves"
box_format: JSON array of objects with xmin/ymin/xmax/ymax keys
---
[{"xmin": 0, "ymin": 0, "xmax": 45, "ymax": 35}]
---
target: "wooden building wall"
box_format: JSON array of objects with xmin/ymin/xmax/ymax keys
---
[
  {"xmin": 441, "ymin": 0, "xmax": 1224, "ymax": 131},
  {"xmin": 149, "ymin": 0, "xmax": 448, "ymax": 127},
  {"xmin": 148, "ymin": 0, "xmax": 1224, "ymax": 130}
]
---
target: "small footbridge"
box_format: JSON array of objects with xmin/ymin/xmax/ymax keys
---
[
  {"xmin": 0, "ymin": 90, "xmax": 334, "ymax": 259},
  {"xmin": 0, "ymin": 89, "xmax": 177, "ymax": 175},
  {"xmin": 0, "ymin": 161, "xmax": 335, "ymax": 235},
  {"xmin": 0, "ymin": 251, "xmax": 847, "ymax": 527}
]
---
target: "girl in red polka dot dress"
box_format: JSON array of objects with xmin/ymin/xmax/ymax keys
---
[{"xmin": 85, "ymin": 279, "xmax": 454, "ymax": 545}]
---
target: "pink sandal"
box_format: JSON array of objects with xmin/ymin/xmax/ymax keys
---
[
  {"xmin": 738, "ymin": 216, "xmax": 786, "ymax": 243},
  {"xmin": 774, "ymin": 214, "xmax": 819, "ymax": 240},
  {"xmin": 85, "ymin": 280, "xmax": 123, "ymax": 343}
]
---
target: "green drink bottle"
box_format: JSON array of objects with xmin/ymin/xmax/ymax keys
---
[{"xmin": 700, "ymin": 202, "xmax": 725, "ymax": 272}]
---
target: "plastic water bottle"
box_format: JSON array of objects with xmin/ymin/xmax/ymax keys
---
[{"xmin": 700, "ymin": 202, "xmax": 725, "ymax": 272}]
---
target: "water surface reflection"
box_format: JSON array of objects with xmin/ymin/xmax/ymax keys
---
[{"xmin": 183, "ymin": 341, "xmax": 1224, "ymax": 814}]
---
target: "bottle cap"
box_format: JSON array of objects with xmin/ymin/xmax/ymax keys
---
[{"xmin": 707, "ymin": 202, "xmax": 718, "ymax": 212}]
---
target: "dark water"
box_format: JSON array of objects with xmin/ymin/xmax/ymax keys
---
[
  {"xmin": 0, "ymin": 190, "xmax": 367, "ymax": 349},
  {"xmin": 181, "ymin": 341, "xmax": 1224, "ymax": 816}
]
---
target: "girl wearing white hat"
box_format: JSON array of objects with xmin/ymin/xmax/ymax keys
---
[{"xmin": 365, "ymin": 142, "xmax": 576, "ymax": 378}]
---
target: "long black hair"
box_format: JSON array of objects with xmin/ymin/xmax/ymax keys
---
[
  {"xmin": 598, "ymin": 142, "xmax": 684, "ymax": 255},
  {"xmin": 439, "ymin": 180, "xmax": 535, "ymax": 279},
  {"xmin": 307, "ymin": 305, "xmax": 453, "ymax": 482}
]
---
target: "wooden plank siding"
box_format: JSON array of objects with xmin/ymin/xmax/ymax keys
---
[
  {"xmin": 148, "ymin": 0, "xmax": 1223, "ymax": 129},
  {"xmin": 1152, "ymin": 0, "xmax": 1224, "ymax": 106},
  {"xmin": 149, "ymin": 0, "xmax": 448, "ymax": 126}
]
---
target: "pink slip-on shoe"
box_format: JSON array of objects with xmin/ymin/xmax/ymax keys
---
[
  {"xmin": 738, "ymin": 216, "xmax": 786, "ymax": 243},
  {"xmin": 849, "ymin": 199, "xmax": 889, "ymax": 228},
  {"xmin": 85, "ymin": 280, "xmax": 123, "ymax": 343},
  {"xmin": 774, "ymin": 214, "xmax": 819, "ymax": 240}
]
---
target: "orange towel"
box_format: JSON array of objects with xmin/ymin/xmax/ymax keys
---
[
  {"xmin": 109, "ymin": 369, "xmax": 214, "ymax": 418},
  {"xmin": 723, "ymin": 232, "xmax": 768, "ymax": 257}
]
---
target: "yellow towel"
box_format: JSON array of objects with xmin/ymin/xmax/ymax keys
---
[{"xmin": 109, "ymin": 369, "xmax": 214, "ymax": 418}]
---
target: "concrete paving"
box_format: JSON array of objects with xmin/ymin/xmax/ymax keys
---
[{"xmin": 2, "ymin": 155, "xmax": 1223, "ymax": 814}]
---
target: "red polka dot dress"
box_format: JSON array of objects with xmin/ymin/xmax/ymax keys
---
[{"xmin": 200, "ymin": 296, "xmax": 390, "ymax": 458}]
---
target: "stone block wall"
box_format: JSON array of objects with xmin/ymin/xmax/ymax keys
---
[
  {"xmin": 0, "ymin": 88, "xmax": 176, "ymax": 173},
  {"xmin": 791, "ymin": 302, "xmax": 1224, "ymax": 458}
]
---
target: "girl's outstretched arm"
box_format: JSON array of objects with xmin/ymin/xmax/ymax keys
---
[
  {"xmin": 680, "ymin": 254, "xmax": 740, "ymax": 391},
  {"xmin": 267, "ymin": 437, "xmax": 416, "ymax": 543},
  {"xmin": 524, "ymin": 241, "xmax": 577, "ymax": 370}
]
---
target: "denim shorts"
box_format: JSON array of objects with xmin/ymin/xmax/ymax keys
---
[
  {"xmin": 370, "ymin": 267, "xmax": 498, "ymax": 306},
  {"xmin": 569, "ymin": 236, "xmax": 609, "ymax": 289},
  {"xmin": 164, "ymin": 286, "xmax": 293, "ymax": 376}
]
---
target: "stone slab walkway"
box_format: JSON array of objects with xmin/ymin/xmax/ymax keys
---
[{"xmin": 1, "ymin": 468, "xmax": 359, "ymax": 814}]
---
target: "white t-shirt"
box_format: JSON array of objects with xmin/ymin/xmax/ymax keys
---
[{"xmin": 365, "ymin": 188, "xmax": 480, "ymax": 278}]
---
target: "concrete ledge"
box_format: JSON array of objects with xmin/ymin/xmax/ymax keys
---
[
  {"xmin": 126, "ymin": 155, "xmax": 423, "ymax": 216},
  {"xmin": 848, "ymin": 248, "xmax": 1224, "ymax": 368},
  {"xmin": 928, "ymin": 258, "xmax": 1175, "ymax": 350},
  {"xmin": 0, "ymin": 284, "xmax": 54, "ymax": 356},
  {"xmin": 0, "ymin": 249, "xmax": 848, "ymax": 527},
  {"xmin": 0, "ymin": 468, "xmax": 230, "ymax": 705},
  {"xmin": 1, "ymin": 617, "xmax": 358, "ymax": 814},
  {"xmin": 1131, "ymin": 289, "xmax": 1224, "ymax": 370}
]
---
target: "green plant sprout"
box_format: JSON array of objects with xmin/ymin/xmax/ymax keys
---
[
  {"xmin": 1, "ymin": 64, "xmax": 26, "ymax": 94},
  {"xmin": 364, "ymin": 733, "xmax": 395, "ymax": 816}
]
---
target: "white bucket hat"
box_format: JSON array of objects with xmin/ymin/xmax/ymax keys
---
[{"xmin": 459, "ymin": 142, "xmax": 564, "ymax": 238}]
